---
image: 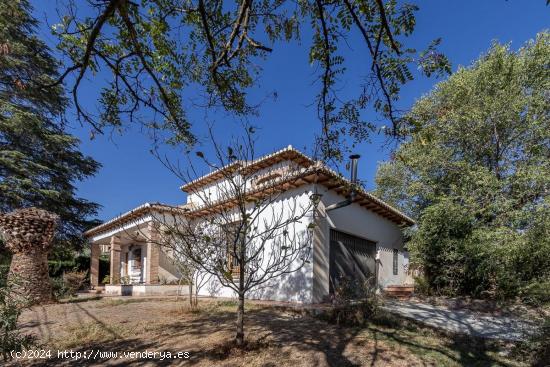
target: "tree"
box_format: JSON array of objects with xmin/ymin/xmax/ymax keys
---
[
  {"xmin": 50, "ymin": 0, "xmax": 451, "ymax": 160},
  {"xmin": 173, "ymin": 254, "xmax": 211, "ymax": 309},
  {"xmin": 0, "ymin": 0, "xmax": 101, "ymax": 251},
  {"xmin": 0, "ymin": 271, "xmax": 36, "ymax": 361},
  {"xmin": 148, "ymin": 127, "xmax": 317, "ymax": 346},
  {"xmin": 374, "ymin": 32, "xmax": 550, "ymax": 298}
]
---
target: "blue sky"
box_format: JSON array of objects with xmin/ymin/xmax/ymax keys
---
[{"xmin": 32, "ymin": 0, "xmax": 548, "ymax": 221}]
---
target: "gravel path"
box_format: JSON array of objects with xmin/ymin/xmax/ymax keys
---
[{"xmin": 382, "ymin": 299, "xmax": 538, "ymax": 341}]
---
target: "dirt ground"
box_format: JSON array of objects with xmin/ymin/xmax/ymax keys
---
[{"xmin": 11, "ymin": 297, "xmax": 528, "ymax": 366}]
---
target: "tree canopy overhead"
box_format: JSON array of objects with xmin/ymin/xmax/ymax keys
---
[
  {"xmin": 51, "ymin": 0, "xmax": 450, "ymax": 159},
  {"xmin": 375, "ymin": 32, "xmax": 550, "ymax": 298},
  {"xmin": 0, "ymin": 0, "xmax": 101, "ymax": 250}
]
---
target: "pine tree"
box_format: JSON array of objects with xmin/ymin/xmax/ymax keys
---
[{"xmin": 0, "ymin": 0, "xmax": 100, "ymax": 252}]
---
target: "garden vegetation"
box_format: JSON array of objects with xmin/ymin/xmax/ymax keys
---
[{"xmin": 375, "ymin": 33, "xmax": 550, "ymax": 303}]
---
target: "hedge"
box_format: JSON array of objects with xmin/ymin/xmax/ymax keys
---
[{"xmin": 1, "ymin": 255, "xmax": 109, "ymax": 286}]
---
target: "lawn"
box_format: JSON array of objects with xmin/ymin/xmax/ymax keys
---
[{"xmin": 12, "ymin": 297, "xmax": 529, "ymax": 366}]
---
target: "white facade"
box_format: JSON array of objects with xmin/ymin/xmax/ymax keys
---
[
  {"xmin": 189, "ymin": 165, "xmax": 412, "ymax": 304},
  {"xmin": 195, "ymin": 184, "xmax": 316, "ymax": 303},
  {"xmin": 312, "ymin": 188, "xmax": 409, "ymax": 303},
  {"xmin": 87, "ymin": 148, "xmax": 413, "ymax": 303}
]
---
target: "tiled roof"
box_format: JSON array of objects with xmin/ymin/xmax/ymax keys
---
[
  {"xmin": 84, "ymin": 202, "xmax": 187, "ymax": 237},
  {"xmin": 184, "ymin": 163, "xmax": 415, "ymax": 226},
  {"xmin": 85, "ymin": 146, "xmax": 415, "ymax": 237},
  {"xmin": 180, "ymin": 145, "xmax": 315, "ymax": 192}
]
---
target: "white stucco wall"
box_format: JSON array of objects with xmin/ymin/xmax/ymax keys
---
[
  {"xmin": 158, "ymin": 249, "xmax": 182, "ymax": 283},
  {"xmin": 92, "ymin": 179, "xmax": 409, "ymax": 303},
  {"xmin": 186, "ymin": 160, "xmax": 302, "ymax": 207},
  {"xmin": 312, "ymin": 187, "xmax": 408, "ymax": 303},
  {"xmin": 187, "ymin": 176, "xmax": 241, "ymax": 205},
  {"xmin": 197, "ymin": 186, "xmax": 315, "ymax": 303},
  {"xmin": 194, "ymin": 181, "xmax": 410, "ymax": 304}
]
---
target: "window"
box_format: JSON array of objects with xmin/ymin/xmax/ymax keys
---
[
  {"xmin": 228, "ymin": 252, "xmax": 239, "ymax": 274},
  {"xmin": 393, "ymin": 249, "xmax": 399, "ymax": 275},
  {"xmin": 223, "ymin": 221, "xmax": 242, "ymax": 274}
]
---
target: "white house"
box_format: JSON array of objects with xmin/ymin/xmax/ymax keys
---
[{"xmin": 85, "ymin": 146, "xmax": 415, "ymax": 302}]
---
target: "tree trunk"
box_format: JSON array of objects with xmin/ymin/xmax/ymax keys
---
[
  {"xmin": 235, "ymin": 221, "xmax": 247, "ymax": 347},
  {"xmin": 235, "ymin": 247, "xmax": 246, "ymax": 346},
  {"xmin": 236, "ymin": 291, "xmax": 245, "ymax": 346},
  {"xmin": 188, "ymin": 282, "xmax": 193, "ymax": 308},
  {"xmin": 9, "ymin": 249, "xmax": 52, "ymax": 305}
]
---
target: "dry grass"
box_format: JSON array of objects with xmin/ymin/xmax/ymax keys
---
[
  {"xmin": 12, "ymin": 297, "xmax": 528, "ymax": 366},
  {"xmin": 58, "ymin": 322, "xmax": 130, "ymax": 350},
  {"xmin": 94, "ymin": 298, "xmax": 150, "ymax": 308}
]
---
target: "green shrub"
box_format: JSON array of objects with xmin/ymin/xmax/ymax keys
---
[
  {"xmin": 409, "ymin": 200, "xmax": 473, "ymax": 297},
  {"xmin": 63, "ymin": 271, "xmax": 87, "ymax": 296},
  {"xmin": 48, "ymin": 260, "xmax": 74, "ymax": 278},
  {"xmin": 0, "ymin": 272, "xmax": 36, "ymax": 361},
  {"xmin": 48, "ymin": 255, "xmax": 90, "ymax": 278},
  {"xmin": 321, "ymin": 300, "xmax": 378, "ymax": 326},
  {"xmin": 412, "ymin": 275, "xmax": 431, "ymax": 296},
  {"xmin": 375, "ymin": 36, "xmax": 550, "ymax": 303},
  {"xmin": 51, "ymin": 277, "xmax": 69, "ymax": 299},
  {"xmin": 513, "ymin": 316, "xmax": 550, "ymax": 367},
  {"xmin": 120, "ymin": 275, "xmax": 131, "ymax": 285},
  {"xmin": 409, "ymin": 199, "xmax": 550, "ymax": 301},
  {"xmin": 531, "ymin": 317, "xmax": 550, "ymax": 367},
  {"xmin": 215, "ymin": 300, "xmax": 238, "ymax": 308},
  {"xmin": 520, "ymin": 281, "xmax": 550, "ymax": 307},
  {"xmin": 322, "ymin": 276, "xmax": 379, "ymax": 326},
  {"xmin": 0, "ymin": 265, "xmax": 8, "ymax": 286},
  {"xmin": 51, "ymin": 271, "xmax": 88, "ymax": 299}
]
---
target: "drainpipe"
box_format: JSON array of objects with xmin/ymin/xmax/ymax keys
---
[{"xmin": 326, "ymin": 154, "xmax": 361, "ymax": 212}]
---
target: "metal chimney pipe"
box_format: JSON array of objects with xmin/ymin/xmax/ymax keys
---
[
  {"xmin": 326, "ymin": 154, "xmax": 361, "ymax": 212},
  {"xmin": 349, "ymin": 154, "xmax": 360, "ymax": 183}
]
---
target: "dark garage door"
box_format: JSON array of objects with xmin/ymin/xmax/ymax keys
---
[{"xmin": 329, "ymin": 229, "xmax": 376, "ymax": 294}]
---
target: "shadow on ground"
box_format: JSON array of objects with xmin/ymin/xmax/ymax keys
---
[{"xmin": 17, "ymin": 300, "xmax": 518, "ymax": 366}]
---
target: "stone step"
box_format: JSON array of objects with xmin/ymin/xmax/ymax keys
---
[
  {"xmin": 385, "ymin": 288, "xmax": 414, "ymax": 292},
  {"xmin": 384, "ymin": 285, "xmax": 414, "ymax": 299},
  {"xmin": 79, "ymin": 288, "xmax": 104, "ymax": 295}
]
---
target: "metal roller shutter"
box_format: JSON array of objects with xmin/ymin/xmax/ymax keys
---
[{"xmin": 329, "ymin": 229, "xmax": 376, "ymax": 294}]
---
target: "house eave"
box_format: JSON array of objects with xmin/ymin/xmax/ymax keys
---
[
  {"xmin": 84, "ymin": 202, "xmax": 188, "ymax": 238},
  {"xmin": 183, "ymin": 165, "xmax": 415, "ymax": 226},
  {"xmin": 90, "ymin": 147, "xmax": 414, "ymax": 239},
  {"xmin": 180, "ymin": 145, "xmax": 316, "ymax": 193}
]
